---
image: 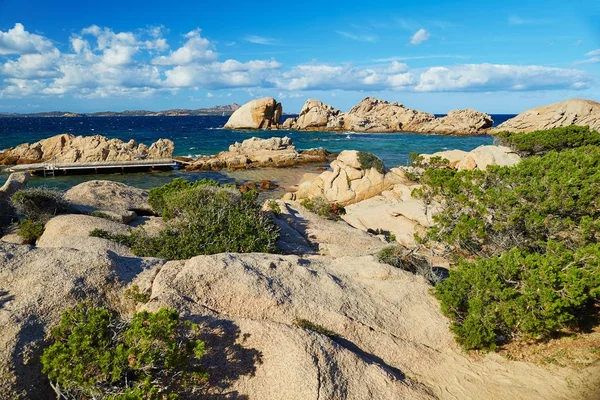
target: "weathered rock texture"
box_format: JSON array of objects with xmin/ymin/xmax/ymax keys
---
[
  {"xmin": 494, "ymin": 98, "xmax": 600, "ymax": 133},
  {"xmin": 282, "ymin": 99, "xmax": 344, "ymax": 130},
  {"xmin": 416, "ymin": 108, "xmax": 494, "ymax": 135},
  {"xmin": 185, "ymin": 136, "xmax": 328, "ymax": 170},
  {"xmin": 64, "ymin": 180, "xmax": 152, "ymax": 215},
  {"xmin": 291, "ymin": 150, "xmax": 407, "ymax": 205},
  {"xmin": 224, "ymin": 97, "xmax": 282, "ymax": 129},
  {"xmin": 343, "ymin": 97, "xmax": 435, "ymax": 132},
  {"xmin": 0, "ymin": 134, "xmax": 174, "ymax": 165},
  {"xmin": 421, "ymin": 145, "xmax": 521, "ymax": 171}
]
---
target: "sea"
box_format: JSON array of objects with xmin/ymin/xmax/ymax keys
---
[{"xmin": 0, "ymin": 114, "xmax": 515, "ymax": 193}]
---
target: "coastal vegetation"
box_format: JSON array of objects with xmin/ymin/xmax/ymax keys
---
[
  {"xmin": 91, "ymin": 178, "xmax": 279, "ymax": 260},
  {"xmin": 17, "ymin": 219, "xmax": 44, "ymax": 244},
  {"xmin": 412, "ymin": 129, "xmax": 600, "ymax": 350},
  {"xmin": 41, "ymin": 304, "xmax": 208, "ymax": 399},
  {"xmin": 357, "ymin": 151, "xmax": 385, "ymax": 174},
  {"xmin": 495, "ymin": 125, "xmax": 600, "ymax": 156},
  {"xmin": 300, "ymin": 197, "xmax": 346, "ymax": 220},
  {"xmin": 11, "ymin": 187, "xmax": 70, "ymax": 223}
]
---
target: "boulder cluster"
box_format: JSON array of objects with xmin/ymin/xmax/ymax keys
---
[{"xmin": 0, "ymin": 133, "xmax": 175, "ymax": 165}]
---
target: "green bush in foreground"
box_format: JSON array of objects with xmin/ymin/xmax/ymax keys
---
[
  {"xmin": 377, "ymin": 245, "xmax": 442, "ymax": 284},
  {"xmin": 494, "ymin": 125, "xmax": 600, "ymax": 156},
  {"xmin": 435, "ymin": 242, "xmax": 600, "ymax": 350},
  {"xmin": 41, "ymin": 304, "xmax": 208, "ymax": 399},
  {"xmin": 89, "ymin": 228, "xmax": 136, "ymax": 247},
  {"xmin": 11, "ymin": 187, "xmax": 70, "ymax": 223},
  {"xmin": 17, "ymin": 218, "xmax": 44, "ymax": 244},
  {"xmin": 109, "ymin": 179, "xmax": 279, "ymax": 260},
  {"xmin": 357, "ymin": 151, "xmax": 385, "ymax": 174},
  {"xmin": 300, "ymin": 197, "xmax": 346, "ymax": 220}
]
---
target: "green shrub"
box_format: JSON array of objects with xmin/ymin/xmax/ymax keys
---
[
  {"xmin": 124, "ymin": 285, "xmax": 150, "ymax": 304},
  {"xmin": 91, "ymin": 211, "xmax": 113, "ymax": 220},
  {"xmin": 300, "ymin": 197, "xmax": 346, "ymax": 220},
  {"xmin": 130, "ymin": 181, "xmax": 278, "ymax": 260},
  {"xmin": 267, "ymin": 200, "xmax": 281, "ymax": 215},
  {"xmin": 11, "ymin": 187, "xmax": 70, "ymax": 223},
  {"xmin": 89, "ymin": 228, "xmax": 136, "ymax": 247},
  {"xmin": 435, "ymin": 242, "xmax": 600, "ymax": 350},
  {"xmin": 494, "ymin": 126, "xmax": 600, "ymax": 156},
  {"xmin": 41, "ymin": 304, "xmax": 208, "ymax": 399},
  {"xmin": 293, "ymin": 318, "xmax": 337, "ymax": 338},
  {"xmin": 377, "ymin": 245, "xmax": 442, "ymax": 284},
  {"xmin": 148, "ymin": 177, "xmax": 220, "ymax": 216},
  {"xmin": 18, "ymin": 218, "xmax": 44, "ymax": 244},
  {"xmin": 413, "ymin": 146, "xmax": 600, "ymax": 257},
  {"xmin": 357, "ymin": 151, "xmax": 385, "ymax": 174}
]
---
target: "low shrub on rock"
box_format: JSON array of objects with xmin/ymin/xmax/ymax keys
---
[
  {"xmin": 41, "ymin": 304, "xmax": 208, "ymax": 399},
  {"xmin": 293, "ymin": 318, "xmax": 337, "ymax": 339},
  {"xmin": 17, "ymin": 218, "xmax": 44, "ymax": 244},
  {"xmin": 377, "ymin": 245, "xmax": 443, "ymax": 285},
  {"xmin": 11, "ymin": 187, "xmax": 70, "ymax": 223},
  {"xmin": 494, "ymin": 125, "xmax": 600, "ymax": 156},
  {"xmin": 97, "ymin": 178, "xmax": 279, "ymax": 260},
  {"xmin": 412, "ymin": 139, "xmax": 600, "ymax": 351},
  {"xmin": 300, "ymin": 197, "xmax": 346, "ymax": 220},
  {"xmin": 357, "ymin": 151, "xmax": 385, "ymax": 174}
]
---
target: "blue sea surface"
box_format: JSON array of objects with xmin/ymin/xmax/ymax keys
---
[{"xmin": 0, "ymin": 115, "xmax": 512, "ymax": 190}]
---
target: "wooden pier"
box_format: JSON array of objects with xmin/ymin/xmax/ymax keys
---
[{"xmin": 5, "ymin": 158, "xmax": 180, "ymax": 176}]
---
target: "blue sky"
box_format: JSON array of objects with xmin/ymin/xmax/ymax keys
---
[{"xmin": 0, "ymin": 0, "xmax": 598, "ymax": 113}]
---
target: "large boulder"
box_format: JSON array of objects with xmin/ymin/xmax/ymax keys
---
[
  {"xmin": 186, "ymin": 136, "xmax": 328, "ymax": 170},
  {"xmin": 293, "ymin": 150, "xmax": 407, "ymax": 205},
  {"xmin": 224, "ymin": 97, "xmax": 282, "ymax": 129},
  {"xmin": 494, "ymin": 98, "xmax": 600, "ymax": 133},
  {"xmin": 36, "ymin": 214, "xmax": 133, "ymax": 256},
  {"xmin": 64, "ymin": 180, "xmax": 152, "ymax": 215},
  {"xmin": 0, "ymin": 134, "xmax": 174, "ymax": 165},
  {"xmin": 421, "ymin": 145, "xmax": 521, "ymax": 171},
  {"xmin": 282, "ymin": 99, "xmax": 344, "ymax": 130},
  {"xmin": 343, "ymin": 97, "xmax": 435, "ymax": 132},
  {"xmin": 416, "ymin": 109, "xmax": 494, "ymax": 135}
]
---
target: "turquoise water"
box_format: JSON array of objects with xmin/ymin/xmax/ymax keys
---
[{"xmin": 0, "ymin": 115, "xmax": 497, "ymax": 190}]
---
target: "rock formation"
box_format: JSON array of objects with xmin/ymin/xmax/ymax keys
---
[
  {"xmin": 281, "ymin": 99, "xmax": 344, "ymax": 130},
  {"xmin": 279, "ymin": 97, "xmax": 493, "ymax": 135},
  {"xmin": 416, "ymin": 108, "xmax": 494, "ymax": 135},
  {"xmin": 0, "ymin": 134, "xmax": 175, "ymax": 165},
  {"xmin": 421, "ymin": 145, "xmax": 521, "ymax": 171},
  {"xmin": 223, "ymin": 97, "xmax": 282, "ymax": 129},
  {"xmin": 494, "ymin": 98, "xmax": 600, "ymax": 133},
  {"xmin": 185, "ymin": 136, "xmax": 329, "ymax": 170},
  {"xmin": 291, "ymin": 150, "xmax": 407, "ymax": 205},
  {"xmin": 64, "ymin": 180, "xmax": 152, "ymax": 216}
]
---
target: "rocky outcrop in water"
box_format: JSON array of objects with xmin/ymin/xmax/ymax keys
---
[
  {"xmin": 0, "ymin": 134, "xmax": 174, "ymax": 165},
  {"xmin": 279, "ymin": 97, "xmax": 493, "ymax": 135},
  {"xmin": 224, "ymin": 97, "xmax": 282, "ymax": 129},
  {"xmin": 185, "ymin": 136, "xmax": 329, "ymax": 170},
  {"xmin": 494, "ymin": 98, "xmax": 600, "ymax": 133},
  {"xmin": 281, "ymin": 99, "xmax": 344, "ymax": 130}
]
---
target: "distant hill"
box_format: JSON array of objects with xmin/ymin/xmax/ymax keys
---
[{"xmin": 0, "ymin": 104, "xmax": 241, "ymax": 118}]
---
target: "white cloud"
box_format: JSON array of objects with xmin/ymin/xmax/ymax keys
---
[
  {"xmin": 244, "ymin": 35, "xmax": 277, "ymax": 45},
  {"xmin": 410, "ymin": 29, "xmax": 430, "ymax": 45},
  {"xmin": 206, "ymin": 92, "xmax": 213, "ymax": 98},
  {"xmin": 336, "ymin": 31, "xmax": 377, "ymax": 43},
  {"xmin": 151, "ymin": 29, "xmax": 216, "ymax": 65},
  {"xmin": 573, "ymin": 40, "xmax": 584, "ymax": 46},
  {"xmin": 585, "ymin": 49, "xmax": 600, "ymax": 57},
  {"xmin": 0, "ymin": 23, "xmax": 55, "ymax": 55},
  {"xmin": 385, "ymin": 61, "xmax": 408, "ymax": 73},
  {"xmin": 416, "ymin": 64, "xmax": 590, "ymax": 92},
  {"xmin": 373, "ymin": 55, "xmax": 468, "ymax": 62},
  {"xmin": 508, "ymin": 16, "xmax": 551, "ymax": 25},
  {"xmin": 573, "ymin": 49, "xmax": 600, "ymax": 65}
]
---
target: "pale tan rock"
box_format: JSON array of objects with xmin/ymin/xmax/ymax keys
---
[
  {"xmin": 224, "ymin": 97, "xmax": 282, "ymax": 129},
  {"xmin": 295, "ymin": 151, "xmax": 408, "ymax": 205},
  {"xmin": 186, "ymin": 137, "xmax": 327, "ymax": 170},
  {"xmin": 416, "ymin": 109, "xmax": 493, "ymax": 135},
  {"xmin": 343, "ymin": 97, "xmax": 435, "ymax": 132},
  {"xmin": 494, "ymin": 98, "xmax": 600, "ymax": 133},
  {"xmin": 456, "ymin": 145, "xmax": 521, "ymax": 171},
  {"xmin": 64, "ymin": 180, "xmax": 152, "ymax": 214},
  {"xmin": 0, "ymin": 172, "xmax": 30, "ymax": 230},
  {"xmin": 283, "ymin": 99, "xmax": 344, "ymax": 130},
  {"xmin": 0, "ymin": 134, "xmax": 174, "ymax": 165}
]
